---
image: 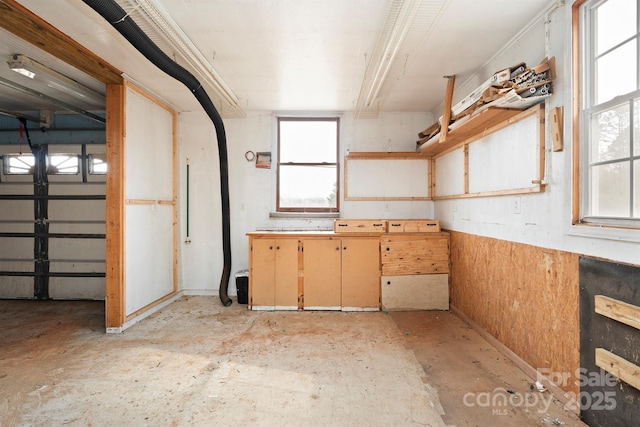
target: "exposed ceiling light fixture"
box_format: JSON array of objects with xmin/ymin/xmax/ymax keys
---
[
  {"xmin": 364, "ymin": 0, "xmax": 422, "ymax": 108},
  {"xmin": 355, "ymin": 0, "xmax": 449, "ymax": 118},
  {"xmin": 119, "ymin": 0, "xmax": 245, "ymax": 118},
  {"xmin": 355, "ymin": 0, "xmax": 422, "ymax": 119},
  {"xmin": 7, "ymin": 54, "xmax": 106, "ymax": 106},
  {"xmin": 0, "ymin": 75, "xmax": 105, "ymax": 124}
]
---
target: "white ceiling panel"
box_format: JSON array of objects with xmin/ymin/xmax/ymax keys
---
[{"xmin": 5, "ymin": 0, "xmax": 553, "ymax": 118}]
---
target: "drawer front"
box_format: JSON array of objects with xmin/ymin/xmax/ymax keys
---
[
  {"xmin": 381, "ymin": 235, "xmax": 449, "ymax": 275},
  {"xmin": 381, "ymin": 274, "xmax": 449, "ymax": 310},
  {"xmin": 334, "ymin": 219, "xmax": 387, "ymax": 233},
  {"xmin": 387, "ymin": 219, "xmax": 440, "ymax": 233}
]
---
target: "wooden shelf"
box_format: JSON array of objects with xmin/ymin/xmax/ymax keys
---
[
  {"xmin": 416, "ymin": 107, "xmax": 530, "ymax": 157},
  {"xmin": 346, "ymin": 151, "xmax": 427, "ymax": 159}
]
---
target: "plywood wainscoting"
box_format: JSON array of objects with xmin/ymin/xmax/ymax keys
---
[{"xmin": 449, "ymin": 231, "xmax": 580, "ymax": 396}]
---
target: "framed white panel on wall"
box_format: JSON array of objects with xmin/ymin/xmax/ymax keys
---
[
  {"xmin": 432, "ymin": 104, "xmax": 545, "ymax": 200},
  {"xmin": 125, "ymin": 203, "xmax": 174, "ymax": 315},
  {"xmin": 468, "ymin": 112, "xmax": 539, "ymax": 193},
  {"xmin": 125, "ymin": 87, "xmax": 174, "ymax": 201},
  {"xmin": 435, "ymin": 147, "xmax": 465, "ymax": 197},
  {"xmin": 345, "ymin": 152, "xmax": 430, "ymax": 200}
]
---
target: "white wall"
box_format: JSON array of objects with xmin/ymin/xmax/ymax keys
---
[
  {"xmin": 124, "ymin": 87, "xmax": 175, "ymax": 314},
  {"xmin": 432, "ymin": 3, "xmax": 640, "ymax": 266},
  {"xmin": 178, "ymin": 111, "xmax": 434, "ymax": 295}
]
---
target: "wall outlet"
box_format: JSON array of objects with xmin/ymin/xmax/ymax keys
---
[
  {"xmin": 513, "ymin": 197, "xmax": 521, "ymax": 214},
  {"xmin": 384, "ymin": 203, "xmax": 391, "ymax": 212}
]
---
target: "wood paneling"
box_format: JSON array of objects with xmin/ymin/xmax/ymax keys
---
[
  {"xmin": 449, "ymin": 231, "xmax": 580, "ymax": 394},
  {"xmin": 595, "ymin": 348, "xmax": 640, "ymax": 392},
  {"xmin": 595, "ymin": 295, "xmax": 640, "ymax": 331}
]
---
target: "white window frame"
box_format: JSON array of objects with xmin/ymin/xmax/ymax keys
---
[{"xmin": 576, "ymin": 0, "xmax": 640, "ymax": 228}]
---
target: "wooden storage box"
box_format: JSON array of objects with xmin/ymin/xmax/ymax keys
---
[
  {"xmin": 387, "ymin": 219, "xmax": 441, "ymax": 233},
  {"xmin": 334, "ymin": 219, "xmax": 387, "ymax": 233}
]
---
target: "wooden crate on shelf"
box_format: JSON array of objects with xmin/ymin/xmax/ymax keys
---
[
  {"xmin": 334, "ymin": 219, "xmax": 387, "ymax": 233},
  {"xmin": 387, "ymin": 219, "xmax": 440, "ymax": 233}
]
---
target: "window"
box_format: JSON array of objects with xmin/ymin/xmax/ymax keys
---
[
  {"xmin": 577, "ymin": 0, "xmax": 640, "ymax": 227},
  {"xmin": 49, "ymin": 154, "xmax": 79, "ymax": 174},
  {"xmin": 277, "ymin": 117, "xmax": 339, "ymax": 212},
  {"xmin": 3, "ymin": 153, "xmax": 35, "ymax": 174},
  {"xmin": 88, "ymin": 153, "xmax": 107, "ymax": 175},
  {"xmin": 2, "ymin": 153, "xmax": 80, "ymax": 175}
]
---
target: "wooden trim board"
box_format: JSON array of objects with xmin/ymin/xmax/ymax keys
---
[
  {"xmin": 595, "ymin": 295, "xmax": 640, "ymax": 331},
  {"xmin": 105, "ymin": 83, "xmax": 126, "ymax": 329},
  {"xmin": 595, "ymin": 348, "xmax": 640, "ymax": 392}
]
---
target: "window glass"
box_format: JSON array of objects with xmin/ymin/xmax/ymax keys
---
[
  {"xmin": 596, "ymin": 40, "xmax": 637, "ymax": 104},
  {"xmin": 279, "ymin": 165, "xmax": 337, "ymax": 209},
  {"xmin": 277, "ymin": 117, "xmax": 339, "ymax": 212},
  {"xmin": 49, "ymin": 154, "xmax": 79, "ymax": 174},
  {"xmin": 591, "ymin": 103, "xmax": 630, "ymax": 162},
  {"xmin": 279, "ymin": 120, "xmax": 337, "ymax": 163},
  {"xmin": 3, "ymin": 154, "xmax": 34, "ymax": 174},
  {"xmin": 596, "ymin": 0, "xmax": 636, "ymax": 54},
  {"xmin": 589, "ymin": 162, "xmax": 630, "ymax": 217},
  {"xmin": 89, "ymin": 154, "xmax": 107, "ymax": 175}
]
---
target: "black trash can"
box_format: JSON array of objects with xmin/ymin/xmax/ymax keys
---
[{"xmin": 235, "ymin": 270, "xmax": 249, "ymax": 304}]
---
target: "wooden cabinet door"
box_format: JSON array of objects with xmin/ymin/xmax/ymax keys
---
[
  {"xmin": 341, "ymin": 238, "xmax": 380, "ymax": 310},
  {"xmin": 274, "ymin": 239, "xmax": 299, "ymax": 310},
  {"xmin": 302, "ymin": 239, "xmax": 341, "ymax": 310},
  {"xmin": 250, "ymin": 238, "xmax": 275, "ymax": 309}
]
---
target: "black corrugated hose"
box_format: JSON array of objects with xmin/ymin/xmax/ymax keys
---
[{"xmin": 82, "ymin": 0, "xmax": 232, "ymax": 306}]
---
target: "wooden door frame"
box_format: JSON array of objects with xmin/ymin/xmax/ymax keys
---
[{"xmin": 0, "ymin": 0, "xmax": 125, "ymax": 328}]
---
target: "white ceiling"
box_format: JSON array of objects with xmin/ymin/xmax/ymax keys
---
[{"xmin": 2, "ymin": 0, "xmax": 553, "ymax": 119}]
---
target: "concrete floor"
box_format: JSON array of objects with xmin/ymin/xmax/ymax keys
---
[{"xmin": 0, "ymin": 296, "xmax": 585, "ymax": 426}]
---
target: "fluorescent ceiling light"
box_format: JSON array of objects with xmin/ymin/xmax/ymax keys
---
[
  {"xmin": 7, "ymin": 54, "xmax": 105, "ymax": 105},
  {"xmin": 355, "ymin": 0, "xmax": 448, "ymax": 118},
  {"xmin": 118, "ymin": 0, "xmax": 245, "ymax": 118}
]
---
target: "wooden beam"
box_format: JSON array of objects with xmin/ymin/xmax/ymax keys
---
[
  {"xmin": 439, "ymin": 75, "xmax": 456, "ymax": 143},
  {"xmin": 105, "ymin": 83, "xmax": 125, "ymax": 329},
  {"xmin": 431, "ymin": 185, "xmax": 544, "ymax": 200},
  {"xmin": 0, "ymin": 0, "xmax": 122, "ymax": 85},
  {"xmin": 463, "ymin": 144, "xmax": 469, "ymax": 195},
  {"xmin": 596, "ymin": 348, "xmax": 640, "ymax": 392},
  {"xmin": 571, "ymin": 1, "xmax": 586, "ymax": 224},
  {"xmin": 595, "ymin": 295, "xmax": 640, "ymax": 331},
  {"xmin": 346, "ymin": 151, "xmax": 427, "ymax": 159}
]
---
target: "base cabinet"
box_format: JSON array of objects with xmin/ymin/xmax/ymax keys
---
[
  {"xmin": 248, "ymin": 230, "xmax": 448, "ymax": 312},
  {"xmin": 380, "ymin": 234, "xmax": 450, "ymax": 310},
  {"xmin": 302, "ymin": 237, "xmax": 380, "ymax": 311},
  {"xmin": 249, "ymin": 238, "xmax": 298, "ymax": 310}
]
